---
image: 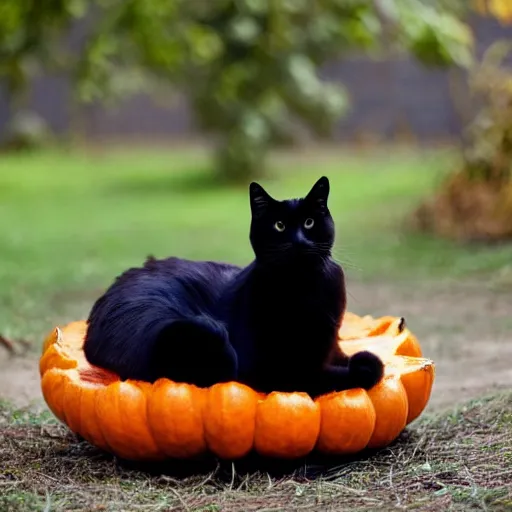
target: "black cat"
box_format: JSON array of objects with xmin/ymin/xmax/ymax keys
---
[{"xmin": 84, "ymin": 177, "xmax": 383, "ymax": 397}]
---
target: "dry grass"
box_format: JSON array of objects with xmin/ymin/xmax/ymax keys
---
[
  {"xmin": 413, "ymin": 170, "xmax": 512, "ymax": 243},
  {"xmin": 1, "ymin": 392, "xmax": 511, "ymax": 512}
]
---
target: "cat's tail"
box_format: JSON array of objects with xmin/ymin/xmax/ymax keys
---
[
  {"xmin": 348, "ymin": 351, "xmax": 384, "ymax": 389},
  {"xmin": 313, "ymin": 351, "xmax": 384, "ymax": 397}
]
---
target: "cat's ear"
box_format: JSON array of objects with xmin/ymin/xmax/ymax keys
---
[
  {"xmin": 305, "ymin": 176, "xmax": 329, "ymax": 210},
  {"xmin": 249, "ymin": 182, "xmax": 273, "ymax": 217}
]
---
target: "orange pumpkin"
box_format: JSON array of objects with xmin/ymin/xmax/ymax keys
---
[{"xmin": 39, "ymin": 313, "xmax": 435, "ymax": 461}]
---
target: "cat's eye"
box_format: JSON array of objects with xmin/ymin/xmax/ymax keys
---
[
  {"xmin": 304, "ymin": 218, "xmax": 315, "ymax": 229},
  {"xmin": 274, "ymin": 221, "xmax": 285, "ymax": 232}
]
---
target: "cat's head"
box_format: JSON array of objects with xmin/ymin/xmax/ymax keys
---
[{"xmin": 249, "ymin": 176, "xmax": 335, "ymax": 263}]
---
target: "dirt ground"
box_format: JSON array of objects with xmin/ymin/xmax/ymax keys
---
[{"xmin": 1, "ymin": 279, "xmax": 511, "ymax": 413}]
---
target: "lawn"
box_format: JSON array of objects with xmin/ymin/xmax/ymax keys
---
[
  {"xmin": 1, "ymin": 145, "xmax": 511, "ymax": 511},
  {"xmin": 0, "ymin": 145, "xmax": 510, "ymax": 343}
]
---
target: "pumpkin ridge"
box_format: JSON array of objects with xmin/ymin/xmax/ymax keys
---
[
  {"xmin": 74, "ymin": 373, "xmax": 111, "ymax": 452},
  {"xmin": 39, "ymin": 313, "xmax": 435, "ymax": 461},
  {"xmin": 366, "ymin": 376, "xmax": 409, "ymax": 449},
  {"xmin": 146, "ymin": 379, "xmax": 208, "ymax": 458},
  {"xmin": 316, "ymin": 388, "xmax": 376, "ymax": 454},
  {"xmin": 95, "ymin": 380, "xmax": 162, "ymax": 460},
  {"xmin": 254, "ymin": 391, "xmax": 321, "ymax": 459},
  {"xmin": 203, "ymin": 382, "xmax": 258, "ymax": 459}
]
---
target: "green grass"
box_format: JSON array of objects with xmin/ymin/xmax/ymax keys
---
[
  {"xmin": 1, "ymin": 146, "xmax": 512, "ymax": 511},
  {"xmin": 1, "ymin": 145, "xmax": 511, "ymax": 343},
  {"xmin": 1, "ymin": 391, "xmax": 511, "ymax": 511}
]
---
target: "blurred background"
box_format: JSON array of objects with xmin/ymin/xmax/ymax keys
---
[{"xmin": 0, "ymin": 0, "xmax": 511, "ymax": 411}]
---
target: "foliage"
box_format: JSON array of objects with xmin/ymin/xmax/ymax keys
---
[
  {"xmin": 0, "ymin": 0, "xmax": 86, "ymax": 149},
  {"xmin": 71, "ymin": 0, "xmax": 475, "ymax": 182},
  {"xmin": 0, "ymin": 0, "xmax": 85, "ymax": 97},
  {"xmin": 0, "ymin": 0, "xmax": 476, "ymax": 179}
]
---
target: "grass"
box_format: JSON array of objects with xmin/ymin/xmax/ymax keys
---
[
  {"xmin": 1, "ymin": 392, "xmax": 511, "ymax": 511},
  {"xmin": 1, "ymin": 145, "xmax": 511, "ymax": 344},
  {"xmin": 1, "ymin": 145, "xmax": 512, "ymax": 511}
]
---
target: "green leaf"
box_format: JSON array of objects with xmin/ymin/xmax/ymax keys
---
[{"xmin": 228, "ymin": 16, "xmax": 260, "ymax": 43}]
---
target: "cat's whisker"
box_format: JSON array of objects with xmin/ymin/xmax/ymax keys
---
[
  {"xmin": 332, "ymin": 247, "xmax": 360, "ymax": 260},
  {"xmin": 332, "ymin": 257, "xmax": 362, "ymax": 273},
  {"xmin": 331, "ymin": 249, "xmax": 363, "ymax": 273}
]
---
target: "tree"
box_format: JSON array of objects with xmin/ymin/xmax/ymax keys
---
[
  {"xmin": 0, "ymin": 1, "xmax": 478, "ymax": 178},
  {"xmin": 0, "ymin": 0, "xmax": 85, "ymax": 149},
  {"xmin": 73, "ymin": 0, "xmax": 474, "ymax": 182}
]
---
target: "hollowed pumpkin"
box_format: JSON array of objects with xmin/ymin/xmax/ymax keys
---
[{"xmin": 39, "ymin": 313, "xmax": 435, "ymax": 461}]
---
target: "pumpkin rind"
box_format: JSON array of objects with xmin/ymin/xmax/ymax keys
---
[
  {"xmin": 203, "ymin": 382, "xmax": 259, "ymax": 459},
  {"xmin": 316, "ymin": 389, "xmax": 376, "ymax": 454},
  {"xmin": 39, "ymin": 342, "xmax": 77, "ymax": 377},
  {"xmin": 95, "ymin": 381, "xmax": 162, "ymax": 461},
  {"xmin": 148, "ymin": 380, "xmax": 208, "ymax": 459},
  {"xmin": 39, "ymin": 313, "xmax": 435, "ymax": 460},
  {"xmin": 61, "ymin": 371, "xmax": 84, "ymax": 435},
  {"xmin": 366, "ymin": 377, "xmax": 409, "ymax": 449},
  {"xmin": 41, "ymin": 368, "xmax": 68, "ymax": 423},
  {"xmin": 42, "ymin": 327, "xmax": 59, "ymax": 354},
  {"xmin": 397, "ymin": 357, "xmax": 435, "ymax": 424},
  {"xmin": 254, "ymin": 392, "xmax": 321, "ymax": 459},
  {"xmin": 75, "ymin": 379, "xmax": 110, "ymax": 452}
]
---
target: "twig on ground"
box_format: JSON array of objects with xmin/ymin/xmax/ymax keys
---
[
  {"xmin": 0, "ymin": 334, "xmax": 15, "ymax": 354},
  {"xmin": 0, "ymin": 334, "xmax": 31, "ymax": 355}
]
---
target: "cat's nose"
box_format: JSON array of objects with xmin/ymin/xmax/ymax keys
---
[{"xmin": 294, "ymin": 229, "xmax": 308, "ymax": 246}]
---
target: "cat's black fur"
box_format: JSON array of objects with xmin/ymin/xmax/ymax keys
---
[{"xmin": 84, "ymin": 177, "xmax": 384, "ymax": 397}]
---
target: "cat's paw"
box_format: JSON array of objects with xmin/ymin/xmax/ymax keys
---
[{"xmin": 348, "ymin": 351, "xmax": 384, "ymax": 390}]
